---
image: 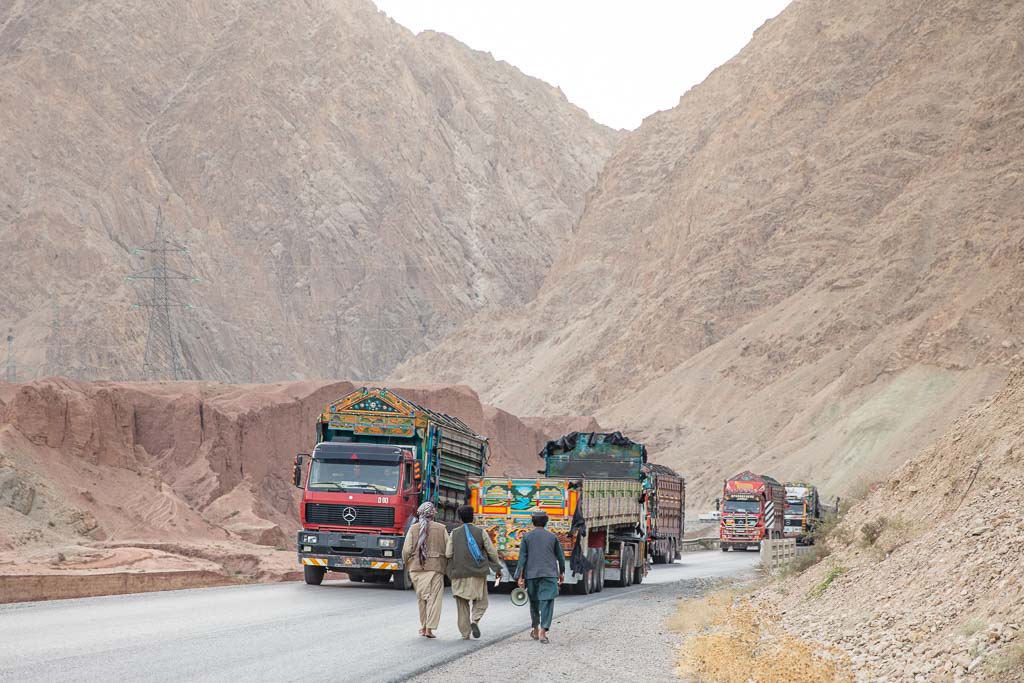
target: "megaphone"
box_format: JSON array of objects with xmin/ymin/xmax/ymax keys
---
[{"xmin": 510, "ymin": 587, "xmax": 528, "ymax": 606}]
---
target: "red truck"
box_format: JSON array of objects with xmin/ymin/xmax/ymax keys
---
[
  {"xmin": 719, "ymin": 470, "xmax": 785, "ymax": 551},
  {"xmin": 292, "ymin": 387, "xmax": 487, "ymax": 588},
  {"xmin": 644, "ymin": 463, "xmax": 685, "ymax": 564}
]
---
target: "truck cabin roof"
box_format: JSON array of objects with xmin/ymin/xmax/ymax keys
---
[{"xmin": 312, "ymin": 442, "xmax": 409, "ymax": 464}]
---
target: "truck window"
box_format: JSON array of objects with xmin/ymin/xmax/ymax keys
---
[
  {"xmin": 404, "ymin": 463, "xmax": 413, "ymax": 490},
  {"xmin": 723, "ymin": 500, "xmax": 761, "ymax": 514},
  {"xmin": 307, "ymin": 460, "xmax": 400, "ymax": 493}
]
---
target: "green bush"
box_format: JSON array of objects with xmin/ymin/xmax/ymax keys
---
[{"xmin": 808, "ymin": 565, "xmax": 847, "ymax": 599}]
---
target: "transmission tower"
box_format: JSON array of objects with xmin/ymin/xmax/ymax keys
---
[
  {"xmin": 127, "ymin": 208, "xmax": 199, "ymax": 380},
  {"xmin": 46, "ymin": 302, "xmax": 66, "ymax": 377},
  {"xmin": 5, "ymin": 331, "xmax": 15, "ymax": 383}
]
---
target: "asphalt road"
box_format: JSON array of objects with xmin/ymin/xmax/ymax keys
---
[{"xmin": 0, "ymin": 551, "xmax": 758, "ymax": 683}]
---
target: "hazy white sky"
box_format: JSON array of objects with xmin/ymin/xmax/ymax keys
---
[{"xmin": 373, "ymin": 0, "xmax": 791, "ymax": 130}]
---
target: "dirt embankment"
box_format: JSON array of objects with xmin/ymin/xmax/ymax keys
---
[
  {"xmin": 761, "ymin": 368, "xmax": 1024, "ymax": 682},
  {"xmin": 0, "ymin": 378, "xmax": 590, "ymax": 602}
]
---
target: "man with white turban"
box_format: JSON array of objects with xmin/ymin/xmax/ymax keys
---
[{"xmin": 401, "ymin": 501, "xmax": 450, "ymax": 638}]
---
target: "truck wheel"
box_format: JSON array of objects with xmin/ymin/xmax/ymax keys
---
[
  {"xmin": 633, "ymin": 559, "xmax": 644, "ymax": 586},
  {"xmin": 303, "ymin": 565, "xmax": 326, "ymax": 586},
  {"xmin": 594, "ymin": 550, "xmax": 605, "ymax": 592},
  {"xmin": 391, "ymin": 568, "xmax": 413, "ymax": 590},
  {"xmin": 673, "ymin": 541, "xmax": 682, "ymax": 561},
  {"xmin": 721, "ymin": 544, "xmax": 729, "ymax": 552},
  {"xmin": 574, "ymin": 554, "xmax": 593, "ymax": 595},
  {"xmin": 619, "ymin": 547, "xmax": 633, "ymax": 587}
]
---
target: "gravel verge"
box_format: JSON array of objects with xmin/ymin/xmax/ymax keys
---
[{"xmin": 410, "ymin": 577, "xmax": 724, "ymax": 682}]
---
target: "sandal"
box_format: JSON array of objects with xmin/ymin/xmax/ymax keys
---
[
  {"xmin": 424, "ymin": 631, "xmax": 437, "ymax": 639},
  {"xmin": 530, "ymin": 630, "xmax": 539, "ymax": 640},
  {"xmin": 539, "ymin": 637, "xmax": 549, "ymax": 644}
]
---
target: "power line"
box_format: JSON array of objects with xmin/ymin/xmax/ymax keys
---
[
  {"xmin": 5, "ymin": 330, "xmax": 15, "ymax": 383},
  {"xmin": 126, "ymin": 208, "xmax": 202, "ymax": 381}
]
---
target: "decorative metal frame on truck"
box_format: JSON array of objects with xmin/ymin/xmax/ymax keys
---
[
  {"xmin": 644, "ymin": 463, "xmax": 685, "ymax": 564},
  {"xmin": 469, "ymin": 476, "xmax": 645, "ymax": 594},
  {"xmin": 719, "ymin": 470, "xmax": 785, "ymax": 551},
  {"xmin": 294, "ymin": 387, "xmax": 487, "ymax": 588},
  {"xmin": 783, "ymin": 481, "xmax": 821, "ymax": 545}
]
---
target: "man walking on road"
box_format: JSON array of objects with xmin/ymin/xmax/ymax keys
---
[
  {"xmin": 515, "ymin": 510, "xmax": 565, "ymax": 644},
  {"xmin": 446, "ymin": 505, "xmax": 503, "ymax": 640},
  {"xmin": 402, "ymin": 502, "xmax": 449, "ymax": 638}
]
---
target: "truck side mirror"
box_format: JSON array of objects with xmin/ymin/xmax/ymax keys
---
[{"xmin": 293, "ymin": 454, "xmax": 307, "ymax": 488}]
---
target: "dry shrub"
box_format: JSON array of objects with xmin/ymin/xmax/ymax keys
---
[
  {"xmin": 675, "ymin": 594, "xmax": 853, "ymax": 683},
  {"xmin": 860, "ymin": 517, "xmax": 887, "ymax": 546}
]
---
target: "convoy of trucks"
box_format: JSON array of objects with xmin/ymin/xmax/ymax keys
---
[
  {"xmin": 293, "ymin": 387, "xmax": 487, "ymax": 588},
  {"xmin": 719, "ymin": 470, "xmax": 786, "ymax": 551},
  {"xmin": 783, "ymin": 481, "xmax": 822, "ymax": 544},
  {"xmin": 293, "ymin": 386, "xmax": 822, "ymax": 588}
]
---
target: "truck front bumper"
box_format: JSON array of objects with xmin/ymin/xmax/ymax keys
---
[{"xmin": 297, "ymin": 530, "xmax": 404, "ymax": 571}]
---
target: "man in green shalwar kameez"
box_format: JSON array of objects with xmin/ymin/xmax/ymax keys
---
[{"xmin": 515, "ymin": 510, "xmax": 565, "ymax": 644}]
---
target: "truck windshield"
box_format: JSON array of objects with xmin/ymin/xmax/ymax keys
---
[
  {"xmin": 785, "ymin": 503, "xmax": 804, "ymax": 515},
  {"xmin": 723, "ymin": 500, "xmax": 761, "ymax": 514},
  {"xmin": 308, "ymin": 461, "xmax": 400, "ymax": 493}
]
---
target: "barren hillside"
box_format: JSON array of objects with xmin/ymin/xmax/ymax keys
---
[
  {"xmin": 0, "ymin": 0, "xmax": 618, "ymax": 382},
  {"xmin": 0, "ymin": 378, "xmax": 582, "ymax": 591},
  {"xmin": 765, "ymin": 367, "xmax": 1024, "ymax": 682},
  {"xmin": 396, "ymin": 0, "xmax": 1023, "ymax": 506}
]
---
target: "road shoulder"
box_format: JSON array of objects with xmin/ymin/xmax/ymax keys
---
[{"xmin": 410, "ymin": 577, "xmax": 725, "ymax": 682}]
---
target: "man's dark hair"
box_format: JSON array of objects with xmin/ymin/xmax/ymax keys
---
[
  {"xmin": 457, "ymin": 505, "xmax": 474, "ymax": 524},
  {"xmin": 531, "ymin": 511, "xmax": 549, "ymax": 527}
]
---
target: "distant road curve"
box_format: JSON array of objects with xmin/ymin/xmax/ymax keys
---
[{"xmin": 0, "ymin": 551, "xmax": 757, "ymax": 683}]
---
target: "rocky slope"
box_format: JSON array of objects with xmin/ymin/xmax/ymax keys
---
[
  {"xmin": 764, "ymin": 367, "xmax": 1024, "ymax": 682},
  {"xmin": 0, "ymin": 0, "xmax": 618, "ymax": 382},
  {"xmin": 0, "ymin": 378, "xmax": 585, "ymax": 593},
  {"xmin": 396, "ymin": 0, "xmax": 1023, "ymax": 506}
]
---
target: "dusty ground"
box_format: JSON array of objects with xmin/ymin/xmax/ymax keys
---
[{"xmin": 412, "ymin": 578, "xmax": 725, "ymax": 683}]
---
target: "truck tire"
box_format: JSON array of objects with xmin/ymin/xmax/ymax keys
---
[
  {"xmin": 618, "ymin": 546, "xmax": 633, "ymax": 588},
  {"xmin": 304, "ymin": 565, "xmax": 326, "ymax": 586},
  {"xmin": 721, "ymin": 544, "xmax": 729, "ymax": 552},
  {"xmin": 633, "ymin": 560, "xmax": 644, "ymax": 586},
  {"xmin": 594, "ymin": 550, "xmax": 605, "ymax": 592},
  {"xmin": 391, "ymin": 568, "xmax": 413, "ymax": 590},
  {"xmin": 673, "ymin": 541, "xmax": 682, "ymax": 561},
  {"xmin": 574, "ymin": 552, "xmax": 594, "ymax": 595}
]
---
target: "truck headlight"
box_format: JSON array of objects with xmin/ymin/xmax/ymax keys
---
[
  {"xmin": 302, "ymin": 534, "xmax": 318, "ymax": 544},
  {"xmin": 378, "ymin": 538, "xmax": 396, "ymax": 548}
]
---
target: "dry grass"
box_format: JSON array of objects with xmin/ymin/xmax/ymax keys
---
[{"xmin": 674, "ymin": 593, "xmax": 853, "ymax": 683}]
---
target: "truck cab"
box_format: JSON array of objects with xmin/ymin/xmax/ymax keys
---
[
  {"xmin": 296, "ymin": 442, "xmax": 420, "ymax": 587},
  {"xmin": 719, "ymin": 470, "xmax": 785, "ymax": 551}
]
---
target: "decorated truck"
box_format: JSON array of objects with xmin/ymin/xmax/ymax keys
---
[
  {"xmin": 783, "ymin": 481, "xmax": 822, "ymax": 545},
  {"xmin": 292, "ymin": 387, "xmax": 487, "ymax": 588},
  {"xmin": 470, "ymin": 431, "xmax": 649, "ymax": 595},
  {"xmin": 719, "ymin": 471, "xmax": 785, "ymax": 551},
  {"xmin": 644, "ymin": 463, "xmax": 685, "ymax": 564}
]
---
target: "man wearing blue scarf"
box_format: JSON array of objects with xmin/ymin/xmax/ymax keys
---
[{"xmin": 446, "ymin": 505, "xmax": 503, "ymax": 640}]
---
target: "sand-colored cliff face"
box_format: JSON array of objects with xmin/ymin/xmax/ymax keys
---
[
  {"xmin": 0, "ymin": 0, "xmax": 618, "ymax": 383},
  {"xmin": 397, "ymin": 0, "xmax": 1023, "ymax": 505},
  {"xmin": 0, "ymin": 379, "xmax": 590, "ymax": 590}
]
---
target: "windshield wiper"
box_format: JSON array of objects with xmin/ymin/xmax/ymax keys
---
[{"xmin": 310, "ymin": 482, "xmax": 343, "ymax": 490}]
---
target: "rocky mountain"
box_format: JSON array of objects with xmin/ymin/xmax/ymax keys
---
[
  {"xmin": 0, "ymin": 0, "xmax": 618, "ymax": 382},
  {"xmin": 396, "ymin": 0, "xmax": 1024, "ymax": 506}
]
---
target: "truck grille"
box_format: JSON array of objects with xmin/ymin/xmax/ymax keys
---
[{"xmin": 305, "ymin": 503, "xmax": 395, "ymax": 528}]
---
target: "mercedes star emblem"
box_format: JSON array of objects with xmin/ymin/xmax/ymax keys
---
[{"xmin": 341, "ymin": 506, "xmax": 358, "ymax": 523}]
